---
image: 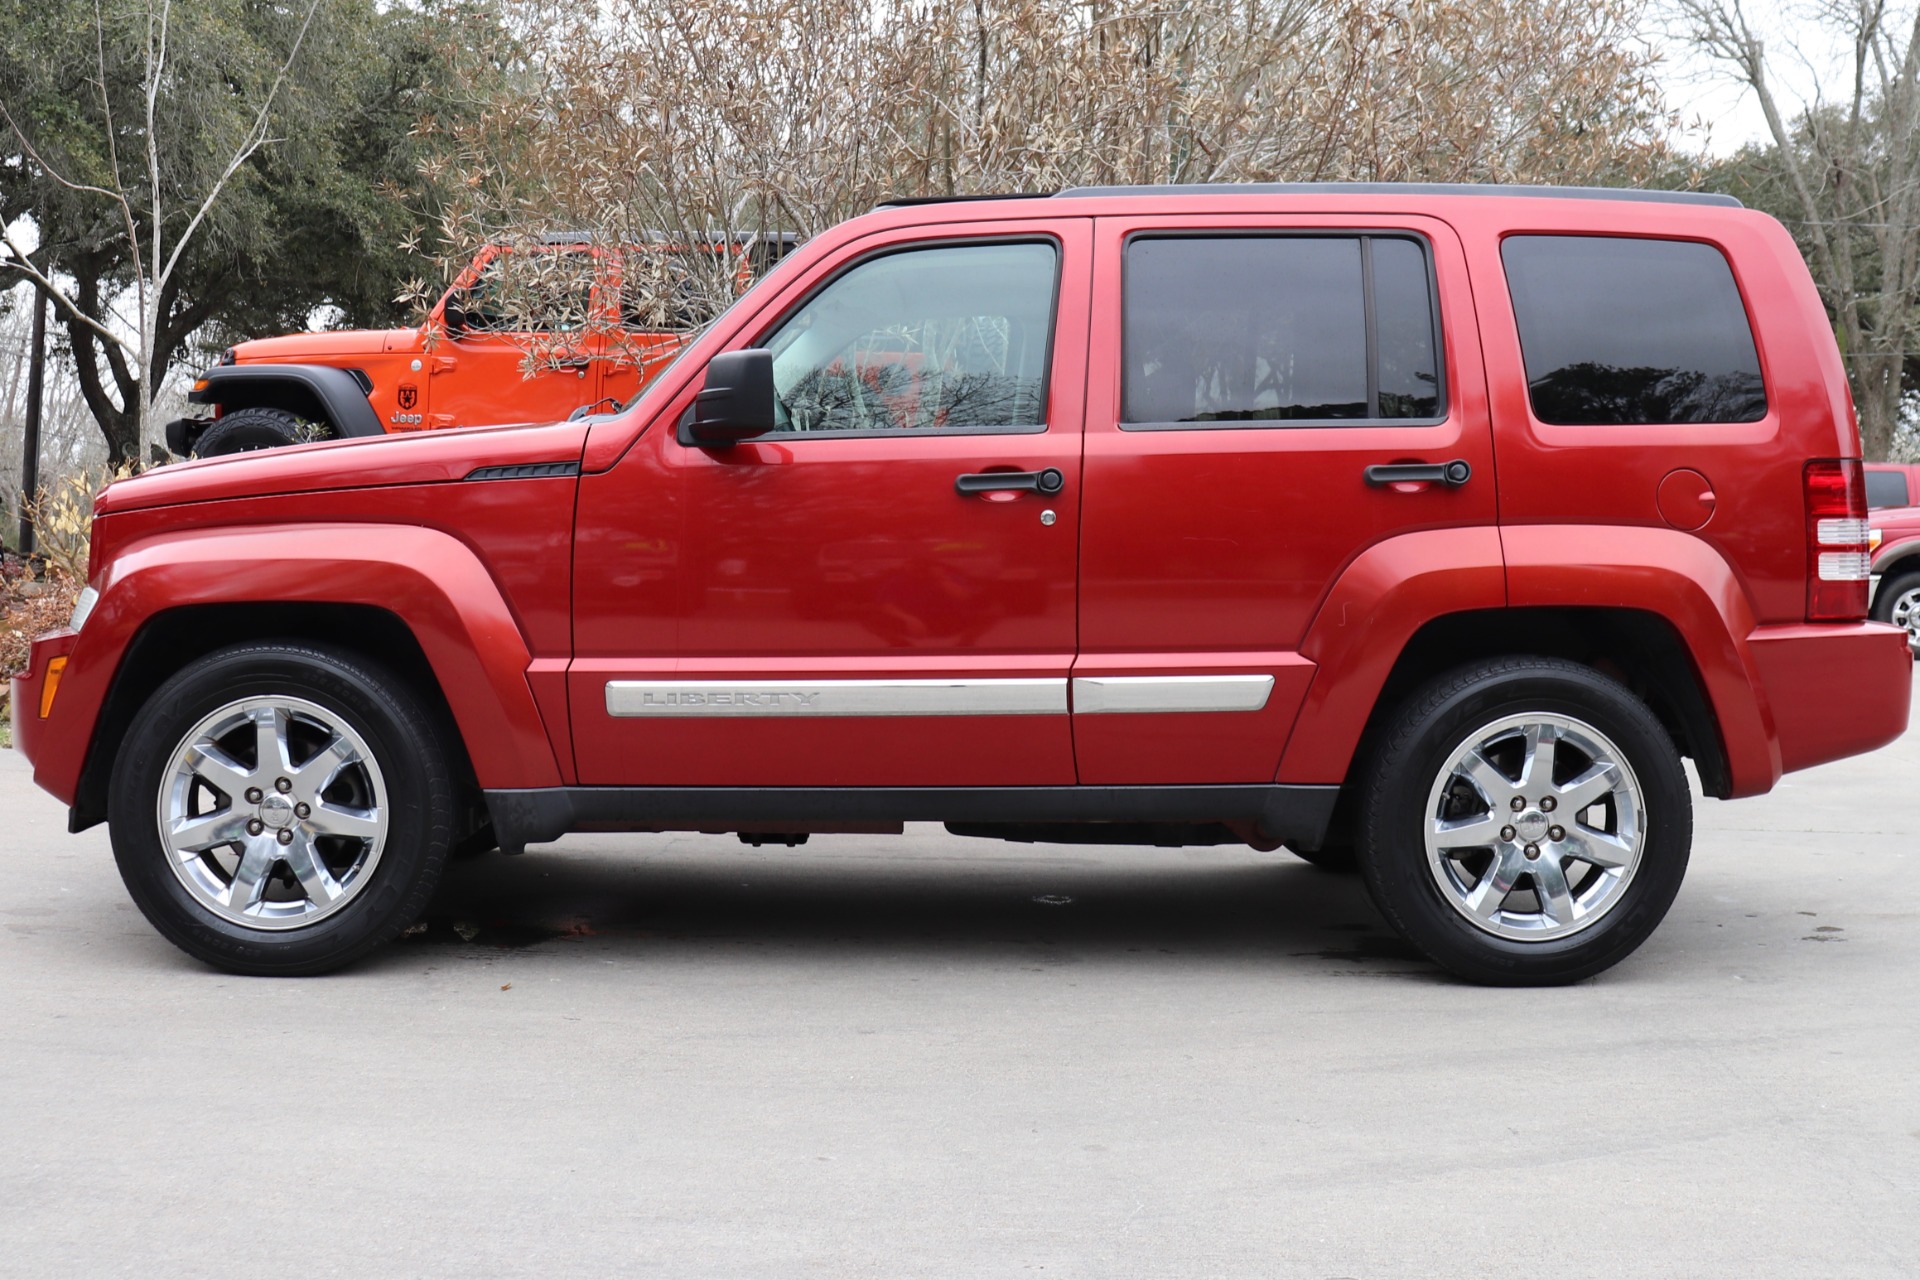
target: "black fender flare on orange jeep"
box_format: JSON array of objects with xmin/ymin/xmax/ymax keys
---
[{"xmin": 167, "ymin": 364, "xmax": 384, "ymax": 454}]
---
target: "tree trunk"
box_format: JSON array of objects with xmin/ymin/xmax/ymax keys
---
[{"xmin": 1855, "ymin": 352, "xmax": 1904, "ymax": 461}]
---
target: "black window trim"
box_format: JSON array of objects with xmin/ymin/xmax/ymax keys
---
[
  {"xmin": 1118, "ymin": 228, "xmax": 1449, "ymax": 432},
  {"xmin": 1498, "ymin": 230, "xmax": 1771, "ymax": 429},
  {"xmin": 743, "ymin": 232, "xmax": 1066, "ymax": 441}
]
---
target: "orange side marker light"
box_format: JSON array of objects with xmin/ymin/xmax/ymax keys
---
[{"xmin": 39, "ymin": 657, "xmax": 67, "ymax": 718}]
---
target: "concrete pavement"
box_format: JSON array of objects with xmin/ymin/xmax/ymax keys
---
[{"xmin": 2, "ymin": 684, "xmax": 1917, "ymax": 1277}]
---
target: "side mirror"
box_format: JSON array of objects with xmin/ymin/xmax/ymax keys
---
[
  {"xmin": 441, "ymin": 301, "xmax": 471, "ymax": 336},
  {"xmin": 679, "ymin": 349, "xmax": 776, "ymax": 448}
]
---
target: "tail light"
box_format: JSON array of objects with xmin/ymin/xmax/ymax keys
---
[{"xmin": 1805, "ymin": 459, "xmax": 1870, "ymax": 620}]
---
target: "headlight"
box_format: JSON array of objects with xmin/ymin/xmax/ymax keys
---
[{"xmin": 69, "ymin": 586, "xmax": 100, "ymax": 633}]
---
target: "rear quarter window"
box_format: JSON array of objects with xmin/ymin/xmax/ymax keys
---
[{"xmin": 1502, "ymin": 235, "xmax": 1767, "ymax": 426}]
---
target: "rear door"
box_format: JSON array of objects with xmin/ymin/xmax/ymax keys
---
[
  {"xmin": 569, "ymin": 219, "xmax": 1091, "ymax": 786},
  {"xmin": 1074, "ymin": 213, "xmax": 1494, "ymax": 783}
]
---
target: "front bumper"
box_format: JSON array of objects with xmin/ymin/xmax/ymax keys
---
[
  {"xmin": 164, "ymin": 416, "xmax": 210, "ymax": 457},
  {"xmin": 10, "ymin": 629, "xmax": 81, "ymax": 803}
]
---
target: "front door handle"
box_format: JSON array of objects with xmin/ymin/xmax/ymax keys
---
[
  {"xmin": 956, "ymin": 468, "xmax": 1065, "ymax": 496},
  {"xmin": 1364, "ymin": 459, "xmax": 1471, "ymax": 488}
]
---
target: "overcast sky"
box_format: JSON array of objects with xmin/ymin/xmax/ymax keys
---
[{"xmin": 1652, "ymin": 5, "xmax": 1857, "ymax": 157}]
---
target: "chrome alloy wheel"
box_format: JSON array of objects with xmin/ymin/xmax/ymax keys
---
[
  {"xmin": 1423, "ymin": 713, "xmax": 1645, "ymax": 942},
  {"xmin": 155, "ymin": 696, "xmax": 389, "ymax": 930},
  {"xmin": 1890, "ymin": 584, "xmax": 1920, "ymax": 654}
]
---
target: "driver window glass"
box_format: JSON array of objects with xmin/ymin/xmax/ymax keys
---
[
  {"xmin": 762, "ymin": 241, "xmax": 1056, "ymax": 434},
  {"xmin": 453, "ymin": 251, "xmax": 596, "ymax": 334}
]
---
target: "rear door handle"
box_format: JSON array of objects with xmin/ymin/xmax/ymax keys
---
[
  {"xmin": 1364, "ymin": 459, "xmax": 1471, "ymax": 488},
  {"xmin": 956, "ymin": 468, "xmax": 1065, "ymax": 496}
]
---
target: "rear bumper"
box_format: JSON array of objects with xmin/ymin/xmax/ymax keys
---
[
  {"xmin": 10, "ymin": 629, "xmax": 82, "ymax": 804},
  {"xmin": 1747, "ymin": 621, "xmax": 1911, "ymax": 776}
]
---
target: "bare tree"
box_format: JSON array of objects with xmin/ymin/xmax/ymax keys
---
[
  {"xmin": 1673, "ymin": 0, "xmax": 1920, "ymax": 458},
  {"xmin": 419, "ymin": 0, "xmax": 1676, "ymax": 373},
  {"xmin": 0, "ymin": 0, "xmax": 320, "ymax": 460}
]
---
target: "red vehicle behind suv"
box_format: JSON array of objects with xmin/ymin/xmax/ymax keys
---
[{"xmin": 14, "ymin": 183, "xmax": 1910, "ymax": 984}]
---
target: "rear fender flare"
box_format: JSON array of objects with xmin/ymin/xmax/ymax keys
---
[
  {"xmin": 191, "ymin": 364, "xmax": 382, "ymax": 438},
  {"xmin": 1276, "ymin": 524, "xmax": 1775, "ymax": 795},
  {"xmin": 1500, "ymin": 524, "xmax": 1774, "ymax": 793},
  {"xmin": 75, "ymin": 524, "xmax": 561, "ymax": 791},
  {"xmin": 1278, "ymin": 527, "xmax": 1507, "ymax": 784}
]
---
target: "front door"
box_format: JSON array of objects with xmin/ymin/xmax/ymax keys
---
[
  {"xmin": 570, "ymin": 221, "xmax": 1091, "ymax": 786},
  {"xmin": 1073, "ymin": 213, "xmax": 1496, "ymax": 783},
  {"xmin": 431, "ymin": 247, "xmax": 604, "ymax": 427}
]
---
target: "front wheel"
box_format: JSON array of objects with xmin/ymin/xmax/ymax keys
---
[
  {"xmin": 1870, "ymin": 568, "xmax": 1920, "ymax": 659},
  {"xmin": 1356, "ymin": 656, "xmax": 1692, "ymax": 986},
  {"xmin": 108, "ymin": 643, "xmax": 455, "ymax": 975},
  {"xmin": 193, "ymin": 406, "xmax": 324, "ymax": 456}
]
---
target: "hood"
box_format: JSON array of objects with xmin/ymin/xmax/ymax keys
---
[
  {"xmin": 231, "ymin": 329, "xmax": 417, "ymax": 362},
  {"xmin": 96, "ymin": 420, "xmax": 590, "ymax": 516},
  {"xmin": 1872, "ymin": 502, "xmax": 1920, "ymax": 532}
]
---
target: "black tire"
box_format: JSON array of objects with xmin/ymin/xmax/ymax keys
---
[
  {"xmin": 193, "ymin": 406, "xmax": 321, "ymax": 456},
  {"xmin": 1356, "ymin": 656, "xmax": 1692, "ymax": 986},
  {"xmin": 1869, "ymin": 568, "xmax": 1920, "ymax": 660},
  {"xmin": 108, "ymin": 643, "xmax": 454, "ymax": 975}
]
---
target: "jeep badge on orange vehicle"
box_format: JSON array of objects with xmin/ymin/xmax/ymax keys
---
[{"xmin": 18, "ymin": 183, "xmax": 1911, "ymax": 982}]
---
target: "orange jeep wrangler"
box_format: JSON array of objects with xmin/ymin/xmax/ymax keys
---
[{"xmin": 166, "ymin": 235, "xmax": 794, "ymax": 457}]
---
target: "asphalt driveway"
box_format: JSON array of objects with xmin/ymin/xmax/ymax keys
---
[{"xmin": 2, "ymin": 681, "xmax": 1916, "ymax": 1278}]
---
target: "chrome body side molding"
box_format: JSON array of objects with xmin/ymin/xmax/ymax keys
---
[
  {"xmin": 606, "ymin": 678, "xmax": 1067, "ymax": 718},
  {"xmin": 1071, "ymin": 674, "xmax": 1275, "ymax": 714}
]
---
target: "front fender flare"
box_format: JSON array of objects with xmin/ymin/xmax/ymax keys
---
[
  {"xmin": 66, "ymin": 524, "xmax": 562, "ymax": 797},
  {"xmin": 191, "ymin": 364, "xmax": 383, "ymax": 438}
]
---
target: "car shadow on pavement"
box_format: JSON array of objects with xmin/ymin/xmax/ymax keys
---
[{"xmin": 377, "ymin": 831, "xmax": 1440, "ymax": 978}]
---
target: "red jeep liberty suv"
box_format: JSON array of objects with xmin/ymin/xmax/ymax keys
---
[{"xmin": 13, "ymin": 184, "xmax": 1910, "ymax": 984}]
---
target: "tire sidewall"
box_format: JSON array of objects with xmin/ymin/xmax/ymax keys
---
[
  {"xmin": 109, "ymin": 644, "xmax": 451, "ymax": 975},
  {"xmin": 1359, "ymin": 661, "xmax": 1692, "ymax": 985},
  {"xmin": 194, "ymin": 408, "xmax": 309, "ymax": 456},
  {"xmin": 1870, "ymin": 569, "xmax": 1920, "ymax": 659}
]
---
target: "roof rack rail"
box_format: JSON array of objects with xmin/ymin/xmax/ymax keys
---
[
  {"xmin": 1049, "ymin": 181, "xmax": 1742, "ymax": 208},
  {"xmin": 874, "ymin": 192, "xmax": 1055, "ymax": 210}
]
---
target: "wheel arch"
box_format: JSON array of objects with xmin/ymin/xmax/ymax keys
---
[
  {"xmin": 75, "ymin": 605, "xmax": 482, "ymax": 837},
  {"xmin": 1871, "ymin": 542, "xmax": 1920, "ymax": 583},
  {"xmin": 1356, "ymin": 607, "xmax": 1730, "ymax": 796},
  {"xmin": 63, "ymin": 524, "xmax": 564, "ymax": 829},
  {"xmin": 191, "ymin": 364, "xmax": 383, "ymax": 438},
  {"xmin": 1302, "ymin": 606, "xmax": 1731, "ymax": 858}
]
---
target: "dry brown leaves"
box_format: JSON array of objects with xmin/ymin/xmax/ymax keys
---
[
  {"xmin": 1, "ymin": 560, "xmax": 78, "ymax": 684},
  {"xmin": 415, "ymin": 0, "xmax": 1677, "ymax": 372}
]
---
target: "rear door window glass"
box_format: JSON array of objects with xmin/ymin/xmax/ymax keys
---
[
  {"xmin": 1122, "ymin": 235, "xmax": 1442, "ymax": 426},
  {"xmin": 1502, "ymin": 235, "xmax": 1767, "ymax": 425}
]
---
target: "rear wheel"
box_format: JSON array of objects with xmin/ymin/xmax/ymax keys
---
[
  {"xmin": 1356, "ymin": 656, "xmax": 1691, "ymax": 986},
  {"xmin": 109, "ymin": 643, "xmax": 454, "ymax": 975},
  {"xmin": 1870, "ymin": 568, "xmax": 1920, "ymax": 659},
  {"xmin": 193, "ymin": 406, "xmax": 324, "ymax": 456}
]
